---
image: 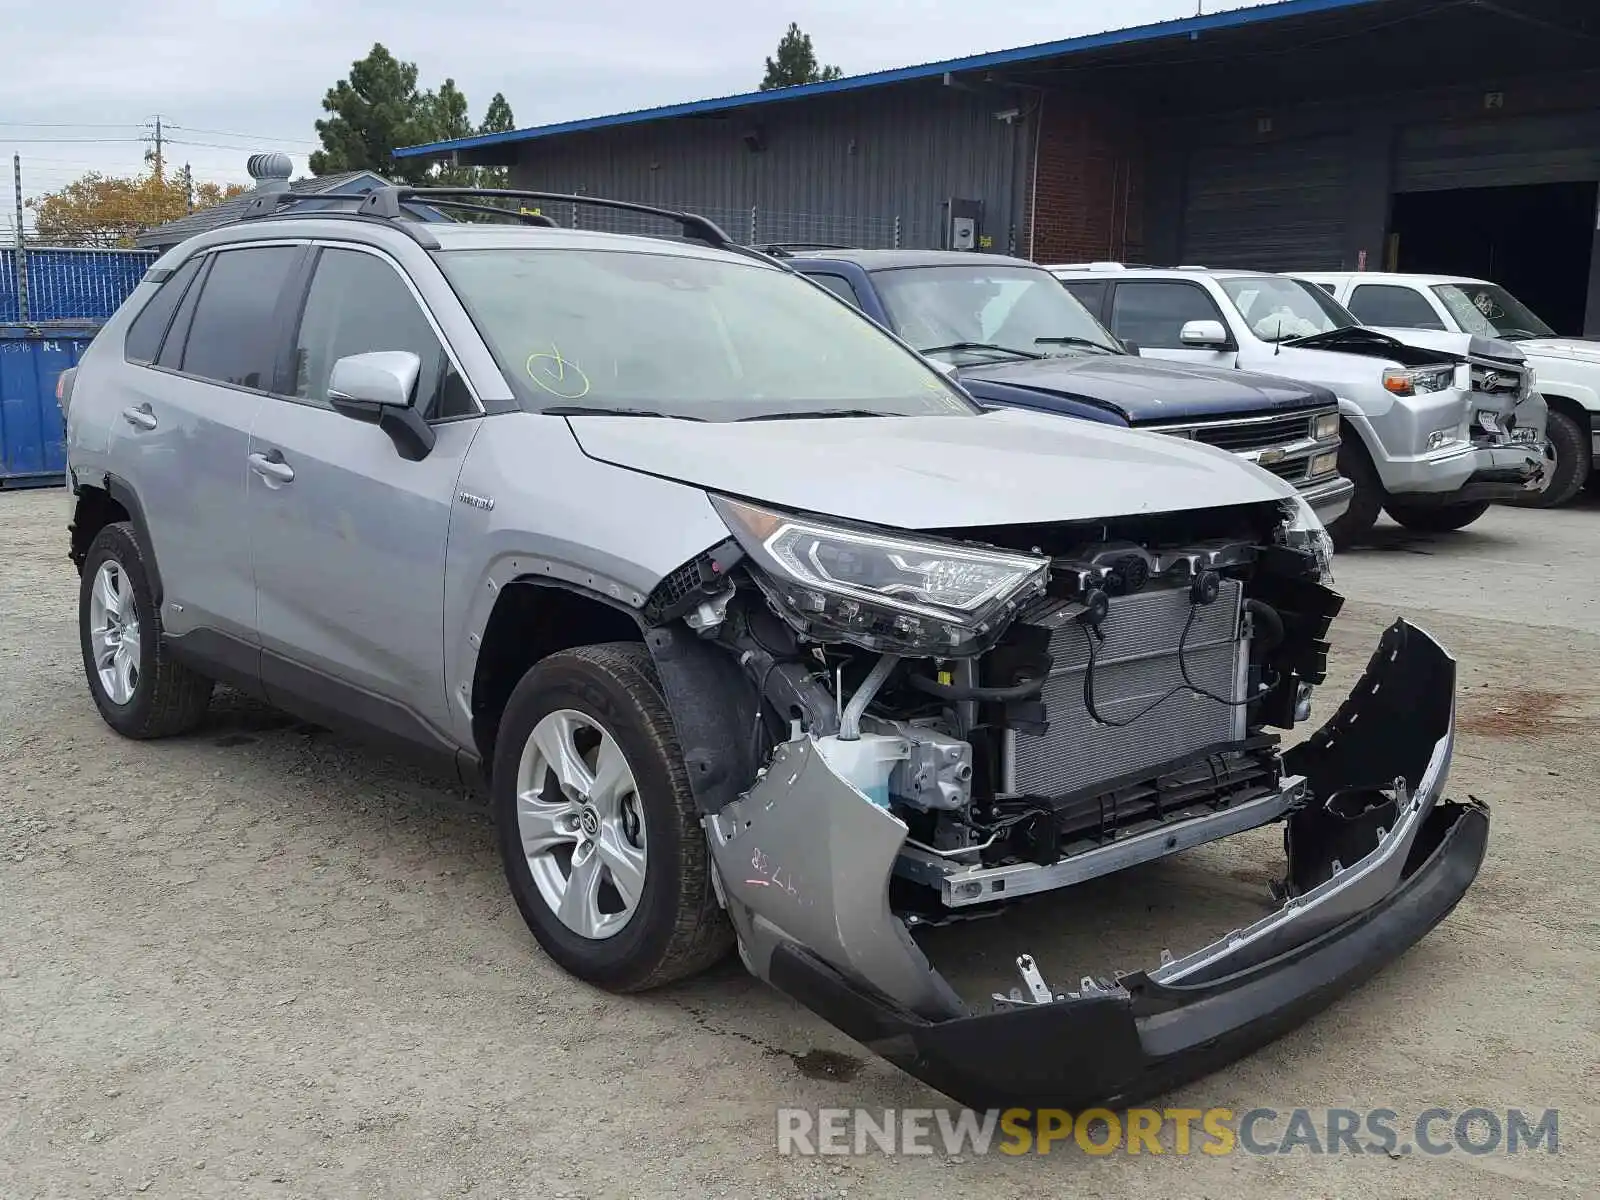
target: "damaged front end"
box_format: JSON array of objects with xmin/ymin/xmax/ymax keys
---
[{"xmin": 645, "ymin": 493, "xmax": 1487, "ymax": 1110}]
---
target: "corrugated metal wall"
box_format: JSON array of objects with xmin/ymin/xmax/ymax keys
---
[
  {"xmin": 1179, "ymin": 134, "xmax": 1352, "ymax": 271},
  {"xmin": 1395, "ymin": 110, "xmax": 1600, "ymax": 192},
  {"xmin": 509, "ymin": 81, "xmax": 1026, "ymax": 252}
]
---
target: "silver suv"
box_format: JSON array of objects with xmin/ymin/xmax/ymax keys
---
[{"xmin": 60, "ymin": 187, "xmax": 1487, "ymax": 1113}]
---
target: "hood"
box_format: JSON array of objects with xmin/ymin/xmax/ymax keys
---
[
  {"xmin": 955, "ymin": 355, "xmax": 1333, "ymax": 424},
  {"xmin": 565, "ymin": 407, "xmax": 1295, "ymax": 531},
  {"xmin": 1514, "ymin": 336, "xmax": 1600, "ymax": 365},
  {"xmin": 1302, "ymin": 326, "xmax": 1525, "ymax": 368}
]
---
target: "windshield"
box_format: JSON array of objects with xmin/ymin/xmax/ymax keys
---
[
  {"xmin": 1219, "ymin": 276, "xmax": 1356, "ymax": 343},
  {"xmin": 436, "ymin": 248, "xmax": 979, "ymax": 420},
  {"xmin": 872, "ymin": 264, "xmax": 1124, "ymax": 363},
  {"xmin": 1432, "ymin": 283, "xmax": 1556, "ymax": 341}
]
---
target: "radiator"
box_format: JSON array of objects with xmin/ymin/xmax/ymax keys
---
[{"xmin": 1006, "ymin": 580, "xmax": 1247, "ymax": 797}]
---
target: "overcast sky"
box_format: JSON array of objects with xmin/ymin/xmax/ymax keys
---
[{"xmin": 2, "ymin": 0, "xmax": 1268, "ymax": 228}]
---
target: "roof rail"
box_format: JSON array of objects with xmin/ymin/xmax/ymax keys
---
[
  {"xmin": 237, "ymin": 192, "xmax": 373, "ymax": 221},
  {"xmin": 359, "ymin": 186, "xmax": 735, "ymax": 249},
  {"xmin": 757, "ymin": 241, "xmax": 855, "ymax": 257}
]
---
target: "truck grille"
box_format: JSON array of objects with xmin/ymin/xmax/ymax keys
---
[
  {"xmin": 1190, "ymin": 412, "xmax": 1313, "ymax": 453},
  {"xmin": 1008, "ymin": 581, "xmax": 1247, "ymax": 797},
  {"xmin": 1470, "ymin": 364, "xmax": 1524, "ymax": 397}
]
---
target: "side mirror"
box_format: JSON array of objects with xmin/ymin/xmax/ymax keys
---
[
  {"xmin": 327, "ymin": 351, "xmax": 436, "ymax": 461},
  {"xmin": 1120, "ymin": 339, "xmax": 1142, "ymax": 356},
  {"xmin": 1179, "ymin": 319, "xmax": 1230, "ymax": 349}
]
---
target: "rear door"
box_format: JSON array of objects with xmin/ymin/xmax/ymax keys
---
[
  {"xmin": 244, "ymin": 242, "xmax": 483, "ymax": 750},
  {"xmin": 108, "ymin": 242, "xmax": 303, "ymax": 661}
]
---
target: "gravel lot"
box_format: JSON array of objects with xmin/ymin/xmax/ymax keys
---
[{"xmin": 3, "ymin": 487, "xmax": 1596, "ymax": 1199}]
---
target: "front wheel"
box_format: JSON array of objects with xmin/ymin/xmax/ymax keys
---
[
  {"xmin": 1507, "ymin": 408, "xmax": 1590, "ymax": 509},
  {"xmin": 1383, "ymin": 498, "xmax": 1492, "ymax": 533},
  {"xmin": 492, "ymin": 642, "xmax": 732, "ymax": 992},
  {"xmin": 1324, "ymin": 434, "xmax": 1384, "ymax": 550}
]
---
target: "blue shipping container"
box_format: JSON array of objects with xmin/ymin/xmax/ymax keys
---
[{"xmin": 0, "ymin": 322, "xmax": 101, "ymax": 487}]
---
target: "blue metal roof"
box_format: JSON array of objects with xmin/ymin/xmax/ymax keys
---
[{"xmin": 396, "ymin": 0, "xmax": 1389, "ymax": 159}]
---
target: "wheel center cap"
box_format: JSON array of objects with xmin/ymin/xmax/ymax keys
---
[{"xmin": 578, "ymin": 806, "xmax": 601, "ymax": 838}]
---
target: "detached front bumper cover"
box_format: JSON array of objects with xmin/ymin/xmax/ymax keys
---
[{"xmin": 708, "ymin": 619, "xmax": 1488, "ymax": 1111}]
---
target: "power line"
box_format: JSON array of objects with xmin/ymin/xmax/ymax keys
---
[
  {"xmin": 0, "ymin": 122, "xmax": 143, "ymax": 131},
  {"xmin": 1, "ymin": 137, "xmax": 146, "ymax": 144},
  {"xmin": 168, "ymin": 123, "xmax": 318, "ymax": 146}
]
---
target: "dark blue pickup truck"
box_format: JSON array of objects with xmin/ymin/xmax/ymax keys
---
[{"xmin": 775, "ymin": 247, "xmax": 1353, "ymax": 523}]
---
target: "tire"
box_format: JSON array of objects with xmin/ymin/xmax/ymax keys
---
[
  {"xmin": 1507, "ymin": 408, "xmax": 1590, "ymax": 509},
  {"xmin": 492, "ymin": 642, "xmax": 733, "ymax": 992},
  {"xmin": 1383, "ymin": 498, "xmax": 1492, "ymax": 533},
  {"xmin": 78, "ymin": 522, "xmax": 213, "ymax": 738},
  {"xmin": 1324, "ymin": 433, "xmax": 1384, "ymax": 550}
]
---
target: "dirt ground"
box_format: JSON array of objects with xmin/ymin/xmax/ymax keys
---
[{"xmin": 2, "ymin": 487, "xmax": 1596, "ymax": 1198}]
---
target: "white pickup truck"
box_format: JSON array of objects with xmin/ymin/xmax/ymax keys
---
[
  {"xmin": 1049, "ymin": 264, "xmax": 1549, "ymax": 547},
  {"xmin": 1293, "ymin": 271, "xmax": 1598, "ymax": 507}
]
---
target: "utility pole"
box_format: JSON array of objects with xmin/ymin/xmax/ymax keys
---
[
  {"xmin": 13, "ymin": 154, "xmax": 29, "ymax": 322},
  {"xmin": 183, "ymin": 162, "xmax": 193, "ymax": 213},
  {"xmin": 145, "ymin": 114, "xmax": 165, "ymax": 181}
]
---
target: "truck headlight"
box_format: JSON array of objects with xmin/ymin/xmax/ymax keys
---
[
  {"xmin": 1521, "ymin": 365, "xmax": 1538, "ymax": 399},
  {"xmin": 1311, "ymin": 411, "xmax": 1340, "ymax": 441},
  {"xmin": 1274, "ymin": 493, "xmax": 1334, "ymax": 583},
  {"xmin": 713, "ymin": 496, "xmax": 1049, "ymax": 655},
  {"xmin": 1382, "ymin": 366, "xmax": 1455, "ymax": 396}
]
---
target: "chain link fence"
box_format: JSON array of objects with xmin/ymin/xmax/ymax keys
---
[{"xmin": 1, "ymin": 247, "xmax": 157, "ymax": 323}]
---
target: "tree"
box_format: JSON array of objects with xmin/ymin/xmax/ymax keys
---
[
  {"xmin": 309, "ymin": 46, "xmax": 520, "ymax": 192},
  {"xmin": 759, "ymin": 23, "xmax": 843, "ymax": 91},
  {"xmin": 27, "ymin": 170, "xmax": 247, "ymax": 248},
  {"xmin": 309, "ymin": 43, "xmax": 434, "ymax": 185}
]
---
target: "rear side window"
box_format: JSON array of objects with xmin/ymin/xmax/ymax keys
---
[
  {"xmin": 805, "ymin": 273, "xmax": 864, "ymax": 309},
  {"xmin": 176, "ymin": 246, "xmax": 300, "ymax": 389},
  {"xmin": 1109, "ymin": 282, "xmax": 1226, "ymax": 349},
  {"xmin": 1347, "ymin": 284, "xmax": 1447, "ymax": 330},
  {"xmin": 1061, "ymin": 279, "xmax": 1107, "ymax": 317},
  {"xmin": 123, "ymin": 257, "xmax": 203, "ymax": 364}
]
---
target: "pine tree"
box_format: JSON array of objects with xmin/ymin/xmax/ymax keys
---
[{"xmin": 759, "ymin": 23, "xmax": 844, "ymax": 91}]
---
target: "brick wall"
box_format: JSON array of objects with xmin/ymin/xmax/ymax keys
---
[{"xmin": 1026, "ymin": 93, "xmax": 1146, "ymax": 265}]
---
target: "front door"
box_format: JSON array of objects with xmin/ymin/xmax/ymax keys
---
[
  {"xmin": 245, "ymin": 243, "xmax": 483, "ymax": 752},
  {"xmin": 1108, "ymin": 279, "xmax": 1238, "ymax": 368}
]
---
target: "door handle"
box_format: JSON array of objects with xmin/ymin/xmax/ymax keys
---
[
  {"xmin": 121, "ymin": 404, "xmax": 157, "ymax": 431},
  {"xmin": 248, "ymin": 450, "xmax": 296, "ymax": 484}
]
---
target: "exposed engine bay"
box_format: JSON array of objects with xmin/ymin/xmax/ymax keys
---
[
  {"xmin": 650, "ymin": 494, "xmax": 1339, "ymax": 919},
  {"xmin": 641, "ymin": 491, "xmax": 1485, "ymax": 1110}
]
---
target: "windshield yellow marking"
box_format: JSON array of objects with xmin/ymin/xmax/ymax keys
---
[{"xmin": 526, "ymin": 344, "xmax": 592, "ymax": 399}]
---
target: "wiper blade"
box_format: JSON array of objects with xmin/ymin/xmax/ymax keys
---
[
  {"xmin": 1034, "ymin": 335, "xmax": 1119, "ymax": 354},
  {"xmin": 543, "ymin": 406, "xmax": 706, "ymax": 421},
  {"xmin": 921, "ymin": 341, "xmax": 1045, "ymax": 360},
  {"xmin": 736, "ymin": 409, "xmax": 898, "ymax": 422}
]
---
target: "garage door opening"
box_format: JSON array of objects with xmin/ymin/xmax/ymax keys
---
[{"xmin": 1388, "ymin": 181, "xmax": 1597, "ymax": 335}]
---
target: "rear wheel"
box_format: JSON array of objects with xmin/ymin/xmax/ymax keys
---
[
  {"xmin": 1507, "ymin": 407, "xmax": 1589, "ymax": 509},
  {"xmin": 1383, "ymin": 498, "xmax": 1492, "ymax": 533},
  {"xmin": 1324, "ymin": 434, "xmax": 1384, "ymax": 550},
  {"xmin": 492, "ymin": 642, "xmax": 732, "ymax": 991},
  {"xmin": 78, "ymin": 522, "xmax": 213, "ymax": 738}
]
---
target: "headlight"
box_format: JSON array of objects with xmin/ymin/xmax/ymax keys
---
[
  {"xmin": 1274, "ymin": 493, "xmax": 1334, "ymax": 584},
  {"xmin": 1311, "ymin": 411, "xmax": 1340, "ymax": 441},
  {"xmin": 1521, "ymin": 365, "xmax": 1538, "ymax": 399},
  {"xmin": 1382, "ymin": 366, "xmax": 1455, "ymax": 396},
  {"xmin": 712, "ymin": 496, "xmax": 1049, "ymax": 655}
]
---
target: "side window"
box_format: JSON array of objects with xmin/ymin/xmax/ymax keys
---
[
  {"xmin": 177, "ymin": 246, "xmax": 301, "ymax": 388},
  {"xmin": 1347, "ymin": 284, "xmax": 1447, "ymax": 330},
  {"xmin": 1109, "ymin": 282, "xmax": 1227, "ymax": 349},
  {"xmin": 292, "ymin": 247, "xmax": 474, "ymax": 420},
  {"xmin": 157, "ymin": 255, "xmax": 212, "ymax": 371},
  {"xmin": 1061, "ymin": 280, "xmax": 1107, "ymax": 318},
  {"xmin": 123, "ymin": 256, "xmax": 203, "ymax": 364},
  {"xmin": 806, "ymin": 273, "xmax": 864, "ymax": 309}
]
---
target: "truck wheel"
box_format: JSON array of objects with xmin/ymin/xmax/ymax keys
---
[
  {"xmin": 492, "ymin": 642, "xmax": 732, "ymax": 992},
  {"xmin": 1382, "ymin": 499, "xmax": 1492, "ymax": 533},
  {"xmin": 1324, "ymin": 435, "xmax": 1383, "ymax": 549},
  {"xmin": 1508, "ymin": 408, "xmax": 1589, "ymax": 509},
  {"xmin": 78, "ymin": 522, "xmax": 213, "ymax": 739}
]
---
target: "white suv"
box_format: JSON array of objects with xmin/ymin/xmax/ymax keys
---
[
  {"xmin": 1049, "ymin": 264, "xmax": 1549, "ymax": 546},
  {"xmin": 1293, "ymin": 271, "xmax": 1597, "ymax": 507}
]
